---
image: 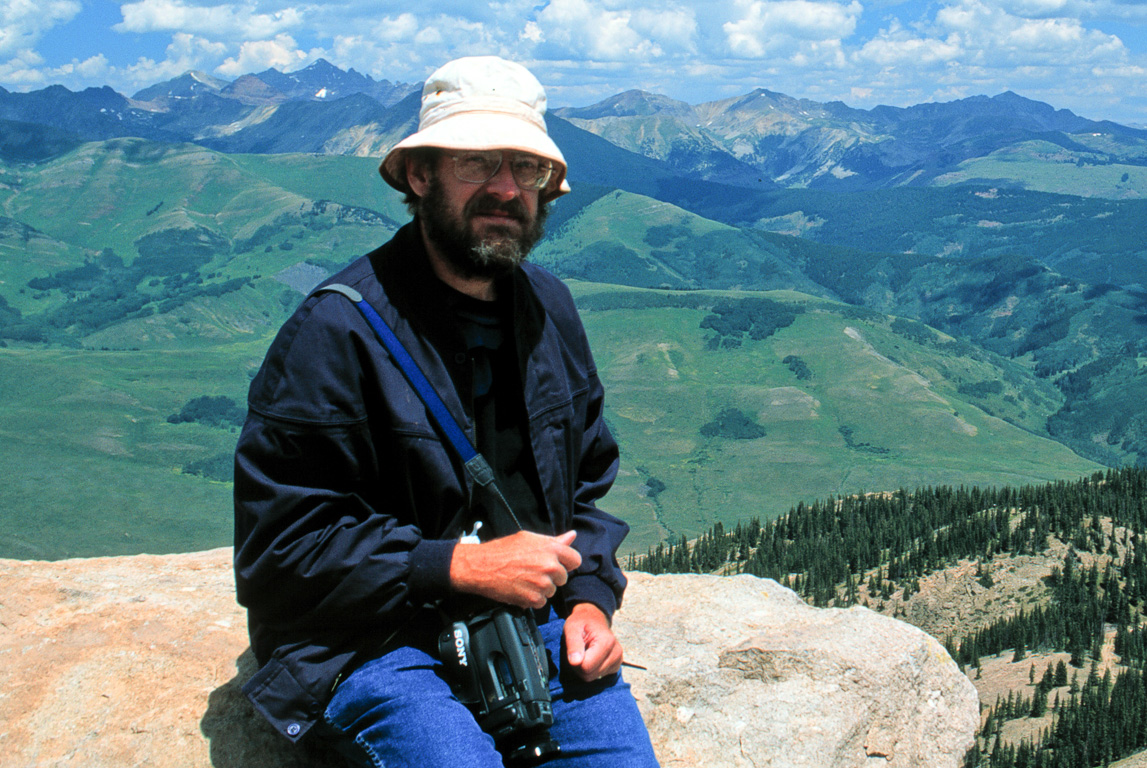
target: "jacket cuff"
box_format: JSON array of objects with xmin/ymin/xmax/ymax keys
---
[
  {"xmin": 408, "ymin": 538, "xmax": 457, "ymax": 600},
  {"xmin": 563, "ymin": 573, "xmax": 619, "ymax": 619}
]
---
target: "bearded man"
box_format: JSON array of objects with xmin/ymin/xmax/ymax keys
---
[{"xmin": 233, "ymin": 56, "xmax": 660, "ymax": 767}]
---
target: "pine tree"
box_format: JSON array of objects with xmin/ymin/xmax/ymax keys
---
[
  {"xmin": 1055, "ymin": 660, "xmax": 1068, "ymax": 688},
  {"xmin": 1030, "ymin": 687, "xmax": 1047, "ymax": 718},
  {"xmin": 1014, "ymin": 638, "xmax": 1027, "ymax": 663}
]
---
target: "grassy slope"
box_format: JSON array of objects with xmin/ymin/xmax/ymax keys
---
[
  {"xmin": 573, "ymin": 283, "xmax": 1099, "ymax": 555},
  {"xmin": 0, "ymin": 281, "xmax": 1101, "ymax": 560},
  {"xmin": 0, "ymin": 143, "xmax": 408, "ymax": 558},
  {"xmin": 0, "ymin": 344, "xmax": 254, "ymax": 559},
  {"xmin": 933, "ymin": 139, "xmax": 1147, "ymax": 199}
]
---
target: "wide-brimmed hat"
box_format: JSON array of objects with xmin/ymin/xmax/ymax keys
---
[{"xmin": 380, "ymin": 56, "xmax": 571, "ymax": 204}]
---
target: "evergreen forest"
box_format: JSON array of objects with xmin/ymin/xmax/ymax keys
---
[{"xmin": 630, "ymin": 467, "xmax": 1147, "ymax": 768}]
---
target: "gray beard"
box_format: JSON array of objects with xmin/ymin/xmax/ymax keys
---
[{"xmin": 418, "ymin": 175, "xmax": 549, "ymax": 280}]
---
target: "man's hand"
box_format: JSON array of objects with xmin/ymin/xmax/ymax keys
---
[
  {"xmin": 564, "ymin": 602, "xmax": 623, "ymax": 682},
  {"xmin": 449, "ymin": 530, "xmax": 582, "ymax": 609}
]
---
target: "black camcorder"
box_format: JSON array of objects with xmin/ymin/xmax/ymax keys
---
[{"xmin": 438, "ymin": 607, "xmax": 560, "ymax": 765}]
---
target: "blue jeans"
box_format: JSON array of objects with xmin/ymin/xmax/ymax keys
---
[{"xmin": 318, "ymin": 611, "xmax": 660, "ymax": 768}]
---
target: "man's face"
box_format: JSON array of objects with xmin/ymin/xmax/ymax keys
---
[{"xmin": 414, "ymin": 151, "xmax": 549, "ymax": 281}]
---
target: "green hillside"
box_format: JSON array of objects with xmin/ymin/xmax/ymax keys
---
[
  {"xmin": 933, "ymin": 139, "xmax": 1147, "ymax": 199},
  {"xmin": 0, "ymin": 139, "xmax": 1112, "ymax": 559},
  {"xmin": 0, "ymin": 345, "xmax": 251, "ymax": 559},
  {"xmin": 543, "ymin": 188, "xmax": 1147, "ymax": 470},
  {"xmin": 572, "ymin": 283, "xmax": 1098, "ymax": 554},
  {"xmin": 533, "ymin": 189, "xmax": 830, "ymax": 295},
  {"xmin": 0, "ymin": 282, "xmax": 1101, "ymax": 560}
]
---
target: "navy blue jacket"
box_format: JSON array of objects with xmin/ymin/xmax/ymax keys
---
[{"xmin": 233, "ymin": 221, "xmax": 629, "ymax": 742}]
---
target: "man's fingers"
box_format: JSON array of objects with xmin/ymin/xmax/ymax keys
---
[
  {"xmin": 564, "ymin": 620, "xmax": 587, "ymax": 666},
  {"xmin": 449, "ymin": 530, "xmax": 584, "ymax": 608},
  {"xmin": 554, "ymin": 530, "xmax": 582, "ymax": 572},
  {"xmin": 552, "ymin": 566, "xmax": 568, "ymax": 588}
]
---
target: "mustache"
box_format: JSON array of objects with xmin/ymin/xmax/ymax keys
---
[{"xmin": 465, "ymin": 194, "xmax": 529, "ymax": 222}]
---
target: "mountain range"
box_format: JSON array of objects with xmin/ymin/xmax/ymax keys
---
[
  {"xmin": 556, "ymin": 87, "xmax": 1147, "ymax": 189},
  {"xmin": 4, "ymin": 58, "xmax": 1146, "ymax": 193}
]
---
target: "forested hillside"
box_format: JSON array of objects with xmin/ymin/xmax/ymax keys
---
[{"xmin": 631, "ymin": 467, "xmax": 1147, "ymax": 768}]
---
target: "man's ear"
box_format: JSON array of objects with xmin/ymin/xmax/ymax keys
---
[{"xmin": 406, "ymin": 153, "xmax": 433, "ymax": 197}]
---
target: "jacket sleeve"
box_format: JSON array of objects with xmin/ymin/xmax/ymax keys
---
[
  {"xmin": 233, "ymin": 293, "xmax": 456, "ymax": 632},
  {"xmin": 562, "ymin": 358, "xmax": 629, "ymax": 618},
  {"xmin": 538, "ymin": 276, "xmax": 629, "ymax": 618}
]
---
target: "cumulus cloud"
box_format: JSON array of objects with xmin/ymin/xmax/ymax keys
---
[
  {"xmin": 216, "ymin": 34, "xmax": 311, "ymax": 77},
  {"xmin": 116, "ymin": 0, "xmax": 302, "ymax": 40},
  {"xmin": 630, "ymin": 6, "xmax": 698, "ymax": 53},
  {"xmin": 723, "ymin": 0, "xmax": 862, "ymax": 58},
  {"xmin": 993, "ymin": 0, "xmax": 1147, "ymax": 21},
  {"xmin": 0, "ymin": 50, "xmax": 48, "ymax": 88},
  {"xmin": 0, "ymin": 0, "xmax": 81, "ymax": 57},
  {"xmin": 0, "ymin": 51, "xmax": 112, "ymax": 91},
  {"xmin": 123, "ymin": 33, "xmax": 229, "ymax": 88},
  {"xmin": 935, "ymin": 0, "xmax": 1127, "ymax": 67},
  {"xmin": 856, "ymin": 18, "xmax": 962, "ymax": 68},
  {"xmin": 535, "ymin": 0, "xmax": 664, "ymax": 60},
  {"xmin": 521, "ymin": 0, "xmax": 698, "ymax": 63}
]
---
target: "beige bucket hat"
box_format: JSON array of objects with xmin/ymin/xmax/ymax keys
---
[{"xmin": 379, "ymin": 56, "xmax": 571, "ymax": 204}]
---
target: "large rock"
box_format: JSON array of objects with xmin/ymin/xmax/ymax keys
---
[
  {"xmin": 0, "ymin": 550, "xmax": 978, "ymax": 767},
  {"xmin": 617, "ymin": 572, "xmax": 979, "ymax": 767}
]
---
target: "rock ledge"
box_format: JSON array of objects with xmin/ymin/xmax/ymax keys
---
[{"xmin": 0, "ymin": 549, "xmax": 978, "ymax": 767}]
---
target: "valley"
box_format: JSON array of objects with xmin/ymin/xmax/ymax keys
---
[{"xmin": 3, "ymin": 130, "xmax": 1128, "ymax": 558}]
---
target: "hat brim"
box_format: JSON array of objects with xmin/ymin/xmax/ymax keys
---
[{"xmin": 380, "ymin": 112, "xmax": 570, "ymax": 204}]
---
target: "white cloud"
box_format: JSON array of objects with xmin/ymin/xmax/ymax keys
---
[
  {"xmin": 0, "ymin": 50, "xmax": 47, "ymax": 88},
  {"xmin": 856, "ymin": 19, "xmax": 962, "ymax": 67},
  {"xmin": 72, "ymin": 54, "xmax": 112, "ymax": 81},
  {"xmin": 935, "ymin": 0, "xmax": 1128, "ymax": 67},
  {"xmin": 631, "ymin": 7, "xmax": 698, "ymax": 53},
  {"xmin": 992, "ymin": 0, "xmax": 1073, "ymax": 16},
  {"xmin": 532, "ymin": 0, "xmax": 702, "ymax": 60},
  {"xmin": 993, "ymin": 0, "xmax": 1147, "ymax": 21},
  {"xmin": 0, "ymin": 50, "xmax": 109, "ymax": 91},
  {"xmin": 321, "ymin": 12, "xmax": 514, "ymax": 85},
  {"xmin": 1, "ymin": 0, "xmax": 1145, "ymax": 124},
  {"xmin": 0, "ymin": 0, "xmax": 81, "ymax": 57},
  {"xmin": 216, "ymin": 34, "xmax": 310, "ymax": 77},
  {"xmin": 521, "ymin": 21, "xmax": 544, "ymax": 44},
  {"xmin": 723, "ymin": 0, "xmax": 862, "ymax": 58},
  {"xmin": 375, "ymin": 13, "xmax": 421, "ymax": 42},
  {"xmin": 122, "ymin": 33, "xmax": 228, "ymax": 88},
  {"xmin": 116, "ymin": 0, "xmax": 302, "ymax": 40},
  {"xmin": 326, "ymin": 14, "xmax": 419, "ymax": 75}
]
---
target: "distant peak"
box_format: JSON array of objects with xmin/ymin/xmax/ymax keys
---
[
  {"xmin": 187, "ymin": 71, "xmax": 227, "ymax": 90},
  {"xmin": 559, "ymin": 89, "xmax": 692, "ymax": 118},
  {"xmin": 301, "ymin": 58, "xmax": 338, "ymax": 72}
]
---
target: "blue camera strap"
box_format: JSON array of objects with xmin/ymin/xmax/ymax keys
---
[{"xmin": 315, "ymin": 283, "xmax": 522, "ymax": 531}]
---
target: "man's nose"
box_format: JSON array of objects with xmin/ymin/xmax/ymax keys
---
[{"xmin": 483, "ymin": 157, "xmax": 520, "ymax": 199}]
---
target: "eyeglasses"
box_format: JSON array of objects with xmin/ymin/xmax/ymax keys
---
[{"xmin": 448, "ymin": 150, "xmax": 555, "ymax": 191}]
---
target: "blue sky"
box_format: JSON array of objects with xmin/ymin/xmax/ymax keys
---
[{"xmin": 2, "ymin": 0, "xmax": 1146, "ymax": 125}]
